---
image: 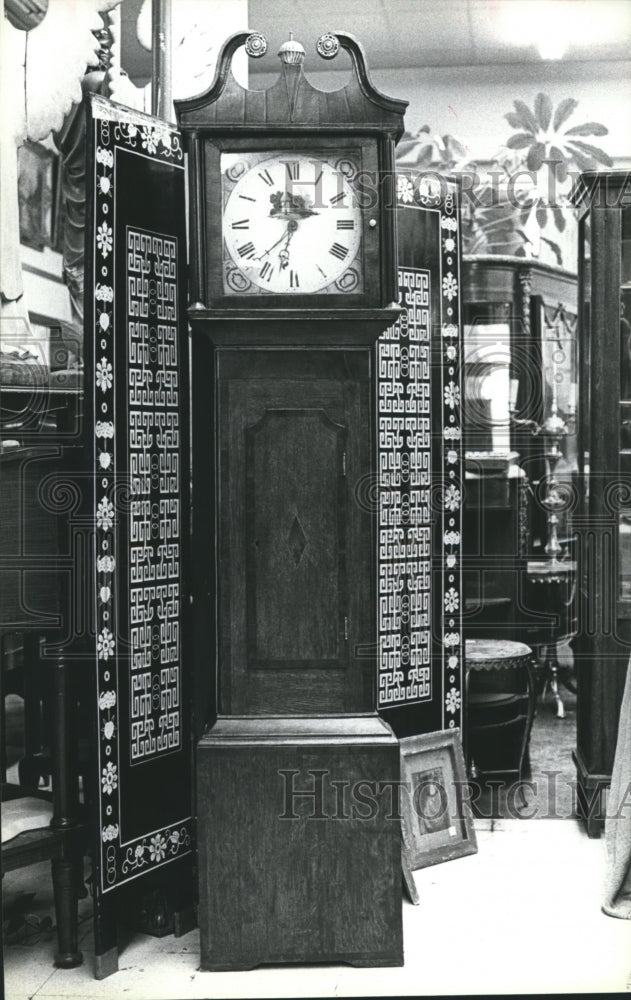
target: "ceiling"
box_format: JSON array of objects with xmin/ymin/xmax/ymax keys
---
[
  {"xmin": 247, "ymin": 0, "xmax": 631, "ymax": 72},
  {"xmin": 120, "ymin": 0, "xmax": 631, "ymax": 85}
]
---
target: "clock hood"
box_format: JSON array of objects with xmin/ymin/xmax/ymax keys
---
[{"xmin": 175, "ymin": 29, "xmax": 408, "ymax": 141}]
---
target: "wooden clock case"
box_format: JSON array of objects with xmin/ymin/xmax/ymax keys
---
[{"xmin": 176, "ymin": 30, "xmax": 408, "ymax": 970}]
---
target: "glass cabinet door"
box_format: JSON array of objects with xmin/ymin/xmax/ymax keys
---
[{"xmin": 463, "ymin": 305, "xmax": 512, "ymax": 455}]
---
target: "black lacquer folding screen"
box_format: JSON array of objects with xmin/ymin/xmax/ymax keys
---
[
  {"xmin": 85, "ymin": 96, "xmax": 191, "ymax": 897},
  {"xmin": 377, "ymin": 174, "xmax": 463, "ymax": 736}
]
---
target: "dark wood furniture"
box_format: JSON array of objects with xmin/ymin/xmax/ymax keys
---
[
  {"xmin": 461, "ymin": 254, "xmax": 578, "ymax": 556},
  {"xmin": 464, "ymin": 638, "xmax": 537, "ymax": 786},
  {"xmin": 524, "ymin": 559, "xmax": 577, "ymax": 718},
  {"xmin": 571, "ymin": 171, "xmax": 631, "ymax": 836},
  {"xmin": 198, "ymin": 716, "xmax": 401, "ymax": 969},
  {"xmin": 1, "ymin": 633, "xmax": 48, "ymax": 784},
  {"xmin": 0, "ymin": 444, "xmax": 84, "ymax": 967},
  {"xmin": 2, "ymin": 651, "xmax": 84, "ymax": 968},
  {"xmin": 462, "ymin": 468, "xmax": 530, "ymax": 640},
  {"xmin": 175, "ymin": 31, "xmax": 407, "ymax": 970},
  {"xmin": 0, "ymin": 446, "xmax": 62, "ymax": 628},
  {"xmin": 0, "ymin": 445, "xmax": 62, "ymax": 788}
]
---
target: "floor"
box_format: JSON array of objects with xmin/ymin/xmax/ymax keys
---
[
  {"xmin": 3, "ymin": 816, "xmax": 631, "ymax": 999},
  {"xmin": 4, "ymin": 662, "xmax": 629, "ymax": 998}
]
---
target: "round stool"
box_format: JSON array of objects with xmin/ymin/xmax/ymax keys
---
[{"xmin": 465, "ymin": 638, "xmax": 537, "ymax": 784}]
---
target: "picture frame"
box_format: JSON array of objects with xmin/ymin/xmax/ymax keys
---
[
  {"xmin": 401, "ymin": 839, "xmax": 420, "ymax": 905},
  {"xmin": 17, "ymin": 140, "xmax": 55, "ymax": 251},
  {"xmin": 400, "ymin": 729, "xmax": 478, "ymax": 870}
]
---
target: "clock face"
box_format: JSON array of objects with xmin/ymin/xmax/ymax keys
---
[{"xmin": 221, "ymin": 152, "xmax": 363, "ymax": 295}]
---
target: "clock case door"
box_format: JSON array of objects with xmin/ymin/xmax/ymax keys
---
[
  {"xmin": 216, "ymin": 349, "xmax": 374, "ymax": 716},
  {"xmin": 204, "ymin": 136, "xmax": 381, "ymax": 311}
]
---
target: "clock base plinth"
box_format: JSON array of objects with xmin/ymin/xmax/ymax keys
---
[{"xmin": 197, "ymin": 715, "xmax": 403, "ymax": 971}]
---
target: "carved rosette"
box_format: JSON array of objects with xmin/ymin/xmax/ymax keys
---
[
  {"xmin": 245, "ymin": 31, "xmax": 267, "ymax": 58},
  {"xmin": 316, "ymin": 33, "xmax": 340, "ymax": 59}
]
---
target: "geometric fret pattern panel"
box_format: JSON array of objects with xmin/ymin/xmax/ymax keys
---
[
  {"xmin": 87, "ymin": 96, "xmax": 191, "ymax": 894},
  {"xmin": 377, "ymin": 269, "xmax": 432, "ymax": 707},
  {"xmin": 127, "ymin": 227, "xmax": 181, "ymax": 764},
  {"xmin": 378, "ymin": 174, "xmax": 462, "ymax": 735}
]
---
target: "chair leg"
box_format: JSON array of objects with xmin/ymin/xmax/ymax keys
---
[
  {"xmin": 51, "ymin": 856, "xmax": 83, "ymax": 968},
  {"xmin": 23, "ymin": 634, "xmax": 45, "ymax": 763}
]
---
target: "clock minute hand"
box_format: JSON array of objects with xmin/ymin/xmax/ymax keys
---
[
  {"xmin": 256, "ymin": 219, "xmax": 298, "ymax": 260},
  {"xmin": 257, "ymin": 219, "xmax": 298, "ymax": 262}
]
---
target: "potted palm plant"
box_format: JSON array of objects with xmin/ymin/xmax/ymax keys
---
[{"xmin": 397, "ymin": 92, "xmax": 612, "ymax": 267}]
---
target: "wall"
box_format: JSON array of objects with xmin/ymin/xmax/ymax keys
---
[{"xmin": 251, "ymin": 58, "xmax": 631, "ymax": 162}]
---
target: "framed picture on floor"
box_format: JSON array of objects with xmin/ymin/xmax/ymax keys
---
[{"xmin": 400, "ymin": 729, "xmax": 477, "ymax": 870}]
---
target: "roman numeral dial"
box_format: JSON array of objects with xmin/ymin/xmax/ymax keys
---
[{"xmin": 221, "ymin": 152, "xmax": 363, "ymax": 294}]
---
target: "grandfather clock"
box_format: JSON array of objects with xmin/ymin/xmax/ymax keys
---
[{"xmin": 175, "ymin": 31, "xmax": 408, "ymax": 969}]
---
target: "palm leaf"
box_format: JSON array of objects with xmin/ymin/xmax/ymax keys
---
[
  {"xmin": 548, "ymin": 146, "xmax": 568, "ymax": 182},
  {"xmin": 526, "ymin": 142, "xmax": 547, "ymax": 171},
  {"xmin": 520, "ymin": 205, "xmax": 534, "ymax": 226},
  {"xmin": 397, "ymin": 141, "xmax": 434, "ymax": 167},
  {"xmin": 565, "ymin": 145, "xmax": 598, "ymax": 172},
  {"xmin": 553, "ymin": 98, "xmax": 579, "ymax": 132},
  {"xmin": 515, "ymin": 229, "xmax": 534, "ymax": 247},
  {"xmin": 541, "ymin": 236, "xmax": 563, "ymax": 266},
  {"xmin": 551, "ymin": 204, "xmax": 567, "ymax": 233},
  {"xmin": 564, "ymin": 122, "xmax": 609, "ymax": 137},
  {"xmin": 535, "ymin": 93, "xmax": 553, "ymax": 131},
  {"xmin": 444, "ymin": 135, "xmax": 468, "ymax": 160},
  {"xmin": 414, "ymin": 144, "xmax": 436, "ymax": 167},
  {"xmin": 536, "ymin": 203, "xmax": 548, "ymax": 228},
  {"xmin": 505, "ymin": 111, "xmax": 530, "ymax": 131},
  {"xmin": 566, "ymin": 139, "xmax": 613, "ymax": 167},
  {"xmin": 506, "ymin": 132, "xmax": 534, "ymax": 150},
  {"xmin": 396, "ymin": 137, "xmax": 419, "ymax": 155},
  {"xmin": 510, "ymin": 100, "xmax": 538, "ymax": 133}
]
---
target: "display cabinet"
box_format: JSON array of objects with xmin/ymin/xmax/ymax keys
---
[
  {"xmin": 461, "ymin": 255, "xmax": 578, "ymax": 557},
  {"xmin": 461, "ymin": 256, "xmax": 579, "ymax": 657},
  {"xmin": 571, "ymin": 170, "xmax": 631, "ymax": 835},
  {"xmin": 462, "ymin": 465, "xmax": 530, "ymax": 640}
]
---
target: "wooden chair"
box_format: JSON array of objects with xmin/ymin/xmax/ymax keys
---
[
  {"xmin": 1, "ymin": 632, "xmax": 52, "ymax": 787},
  {"xmin": 2, "ymin": 649, "xmax": 84, "ymax": 968}
]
